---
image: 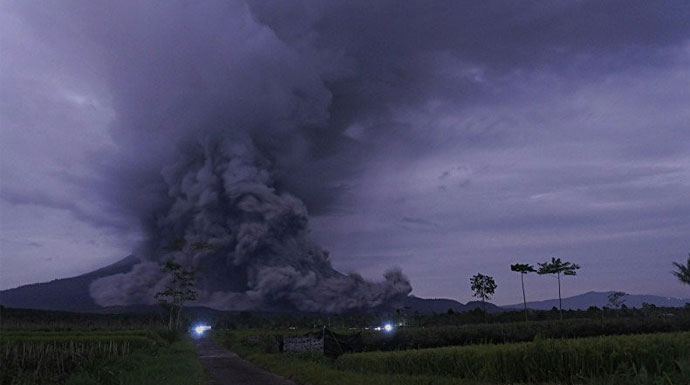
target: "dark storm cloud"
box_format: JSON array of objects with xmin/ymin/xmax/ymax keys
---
[
  {"xmin": 2, "ymin": 0, "xmax": 689, "ymax": 304},
  {"xmin": 7, "ymin": 0, "xmax": 689, "ymax": 219},
  {"xmin": 251, "ymin": 0, "xmax": 690, "ymax": 130},
  {"xmin": 0, "ymin": 188, "xmax": 128, "ymax": 230}
]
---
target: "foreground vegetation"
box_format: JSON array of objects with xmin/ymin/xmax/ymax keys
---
[
  {"xmin": 213, "ymin": 313, "xmax": 690, "ymax": 353},
  {"xmin": 3, "ymin": 306, "xmax": 690, "ymax": 384},
  {"xmin": 0, "ymin": 329, "xmax": 205, "ymax": 385},
  {"xmin": 216, "ymin": 321, "xmax": 690, "ymax": 384},
  {"xmin": 245, "ymin": 352, "xmax": 488, "ymax": 385},
  {"xmin": 64, "ymin": 339, "xmax": 205, "ymax": 385},
  {"xmin": 339, "ymin": 331, "xmax": 690, "ymax": 384},
  {"xmin": 361, "ymin": 315, "xmax": 690, "ymax": 351},
  {"xmin": 216, "ymin": 333, "xmax": 485, "ymax": 385}
]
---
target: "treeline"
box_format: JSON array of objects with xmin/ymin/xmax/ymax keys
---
[
  {"xmin": 210, "ymin": 304, "xmax": 690, "ymax": 330},
  {"xmin": 3, "ymin": 303, "xmax": 689, "ymax": 332},
  {"xmin": 415, "ymin": 303, "xmax": 690, "ymax": 327},
  {"xmin": 0, "ymin": 306, "xmax": 162, "ymax": 330}
]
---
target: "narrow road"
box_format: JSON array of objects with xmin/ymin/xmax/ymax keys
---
[{"xmin": 193, "ymin": 336, "xmax": 296, "ymax": 385}]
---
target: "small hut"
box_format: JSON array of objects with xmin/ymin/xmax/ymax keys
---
[{"xmin": 282, "ymin": 328, "xmax": 362, "ymax": 357}]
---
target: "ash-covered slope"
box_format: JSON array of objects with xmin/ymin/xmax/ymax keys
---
[
  {"xmin": 1, "ymin": 252, "xmax": 410, "ymax": 313},
  {"xmin": 86, "ymin": 137, "xmax": 412, "ymax": 313},
  {"xmin": 0, "ymin": 256, "xmax": 490, "ymax": 314},
  {"xmin": 0, "ymin": 255, "xmax": 140, "ymax": 312}
]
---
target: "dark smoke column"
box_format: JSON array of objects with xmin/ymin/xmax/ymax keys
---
[
  {"xmin": 49, "ymin": 0, "xmax": 416, "ymax": 312},
  {"xmin": 90, "ymin": 135, "xmax": 411, "ymax": 312}
]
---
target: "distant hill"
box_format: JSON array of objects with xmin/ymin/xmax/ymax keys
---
[
  {"xmin": 0, "ymin": 255, "xmax": 503, "ymax": 314},
  {"xmin": 0, "ymin": 255, "xmax": 140, "ymax": 312},
  {"xmin": 503, "ymin": 291, "xmax": 690, "ymax": 310},
  {"xmin": 401, "ymin": 295, "xmax": 503, "ymax": 314},
  {"xmin": 6, "ymin": 257, "xmax": 683, "ymax": 314}
]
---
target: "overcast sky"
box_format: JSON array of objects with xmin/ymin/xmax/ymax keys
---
[{"xmin": 1, "ymin": 0, "xmax": 689, "ymax": 305}]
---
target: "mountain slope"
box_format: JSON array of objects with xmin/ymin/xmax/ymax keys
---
[
  {"xmin": 0, "ymin": 255, "xmax": 503, "ymax": 314},
  {"xmin": 0, "ymin": 255, "xmax": 140, "ymax": 311},
  {"xmin": 503, "ymin": 291, "xmax": 690, "ymax": 310},
  {"xmin": 401, "ymin": 295, "xmax": 503, "ymax": 314},
  {"xmin": 6, "ymin": 257, "xmax": 684, "ymax": 314}
]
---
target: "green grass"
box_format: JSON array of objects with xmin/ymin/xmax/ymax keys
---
[
  {"xmin": 1, "ymin": 330, "xmax": 154, "ymax": 336},
  {"xmin": 218, "ymin": 329, "xmax": 690, "ymax": 385},
  {"xmin": 337, "ymin": 331, "xmax": 690, "ymax": 384},
  {"xmin": 234, "ymin": 349, "xmax": 493, "ymax": 385},
  {"xmin": 1, "ymin": 329, "xmax": 204, "ymax": 385},
  {"xmin": 216, "ymin": 331, "xmax": 564, "ymax": 385},
  {"xmin": 64, "ymin": 338, "xmax": 206, "ymax": 385},
  {"xmin": 208, "ymin": 316, "xmax": 690, "ymax": 354},
  {"xmin": 361, "ymin": 316, "xmax": 690, "ymax": 351},
  {"xmin": 2, "ymin": 336, "xmax": 158, "ymax": 384}
]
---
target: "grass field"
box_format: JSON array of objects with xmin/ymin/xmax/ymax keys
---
[
  {"xmin": 64, "ymin": 339, "xmax": 205, "ymax": 385},
  {"xmin": 3, "ymin": 308, "xmax": 690, "ymax": 384},
  {"xmin": 0, "ymin": 329, "xmax": 206, "ymax": 385},
  {"xmin": 360, "ymin": 315, "xmax": 690, "ymax": 351},
  {"xmin": 338, "ymin": 331, "xmax": 690, "ymax": 383},
  {"xmin": 217, "ymin": 328, "xmax": 690, "ymax": 385}
]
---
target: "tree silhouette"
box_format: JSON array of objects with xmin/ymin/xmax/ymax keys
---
[
  {"xmin": 537, "ymin": 257, "xmax": 580, "ymax": 320},
  {"xmin": 510, "ymin": 263, "xmax": 536, "ymax": 321},
  {"xmin": 154, "ymin": 240, "xmax": 214, "ymax": 330},
  {"xmin": 607, "ymin": 291, "xmax": 627, "ymax": 310},
  {"xmin": 470, "ymin": 273, "xmax": 497, "ymax": 314},
  {"xmin": 672, "ymin": 254, "xmax": 690, "ymax": 286}
]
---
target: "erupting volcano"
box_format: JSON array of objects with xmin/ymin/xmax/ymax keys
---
[{"xmin": 90, "ymin": 136, "xmax": 411, "ymax": 312}]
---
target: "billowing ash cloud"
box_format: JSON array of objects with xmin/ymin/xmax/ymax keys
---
[
  {"xmin": 7, "ymin": 0, "xmax": 688, "ymax": 304},
  {"xmin": 80, "ymin": 0, "xmax": 411, "ymax": 312},
  {"xmin": 92, "ymin": 134, "xmax": 410, "ymax": 311}
]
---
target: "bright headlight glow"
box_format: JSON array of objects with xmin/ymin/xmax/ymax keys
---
[
  {"xmin": 193, "ymin": 324, "xmax": 211, "ymax": 336},
  {"xmin": 383, "ymin": 323, "xmax": 393, "ymax": 332}
]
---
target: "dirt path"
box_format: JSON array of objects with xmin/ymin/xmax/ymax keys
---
[{"xmin": 193, "ymin": 336, "xmax": 297, "ymax": 385}]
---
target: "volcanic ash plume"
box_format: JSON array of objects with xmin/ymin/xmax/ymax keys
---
[{"xmin": 90, "ymin": 136, "xmax": 411, "ymax": 312}]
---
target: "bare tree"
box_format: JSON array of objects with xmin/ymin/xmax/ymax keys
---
[{"xmin": 537, "ymin": 257, "xmax": 580, "ymax": 320}]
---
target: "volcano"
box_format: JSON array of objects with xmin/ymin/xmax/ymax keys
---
[
  {"xmin": 0, "ymin": 255, "xmax": 500, "ymax": 314},
  {"xmin": 0, "ymin": 255, "xmax": 140, "ymax": 312}
]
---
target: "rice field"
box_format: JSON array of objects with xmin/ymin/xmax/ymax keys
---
[
  {"xmin": 218, "ymin": 327, "xmax": 690, "ymax": 384},
  {"xmin": 4, "ymin": 310, "xmax": 690, "ymax": 384},
  {"xmin": 360, "ymin": 315, "xmax": 690, "ymax": 351},
  {"xmin": 0, "ymin": 330, "xmax": 171, "ymax": 385},
  {"xmin": 337, "ymin": 331, "xmax": 690, "ymax": 383}
]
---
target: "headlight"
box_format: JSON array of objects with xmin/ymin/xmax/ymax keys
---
[{"xmin": 193, "ymin": 324, "xmax": 212, "ymax": 335}]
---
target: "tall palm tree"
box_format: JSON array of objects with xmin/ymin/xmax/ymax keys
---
[
  {"xmin": 511, "ymin": 263, "xmax": 535, "ymax": 321},
  {"xmin": 672, "ymin": 254, "xmax": 690, "ymax": 286},
  {"xmin": 537, "ymin": 257, "xmax": 580, "ymax": 320}
]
